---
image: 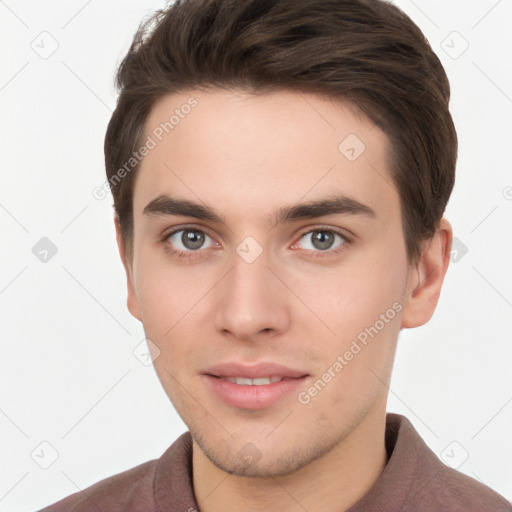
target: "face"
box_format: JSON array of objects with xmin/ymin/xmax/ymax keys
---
[{"xmin": 122, "ymin": 89, "xmax": 418, "ymax": 477}]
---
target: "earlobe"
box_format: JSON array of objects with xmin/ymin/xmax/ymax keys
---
[
  {"xmin": 114, "ymin": 215, "xmax": 142, "ymax": 322},
  {"xmin": 400, "ymin": 218, "xmax": 453, "ymax": 329}
]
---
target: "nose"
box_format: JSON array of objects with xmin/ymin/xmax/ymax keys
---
[{"xmin": 213, "ymin": 246, "xmax": 291, "ymax": 342}]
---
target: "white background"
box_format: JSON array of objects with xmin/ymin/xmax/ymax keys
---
[{"xmin": 1, "ymin": 0, "xmax": 511, "ymax": 510}]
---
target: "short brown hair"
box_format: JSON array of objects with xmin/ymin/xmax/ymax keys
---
[{"xmin": 105, "ymin": 0, "xmax": 457, "ymax": 264}]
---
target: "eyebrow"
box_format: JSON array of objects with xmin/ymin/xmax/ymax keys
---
[{"xmin": 142, "ymin": 194, "xmax": 376, "ymax": 225}]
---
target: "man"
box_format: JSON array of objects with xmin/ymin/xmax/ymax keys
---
[{"xmin": 39, "ymin": 0, "xmax": 512, "ymax": 510}]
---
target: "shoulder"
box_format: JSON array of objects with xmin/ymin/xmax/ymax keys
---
[
  {"xmin": 409, "ymin": 462, "xmax": 512, "ymax": 511},
  {"xmin": 37, "ymin": 459, "xmax": 159, "ymax": 512},
  {"xmin": 36, "ymin": 432, "xmax": 194, "ymax": 512},
  {"xmin": 387, "ymin": 414, "xmax": 512, "ymax": 511}
]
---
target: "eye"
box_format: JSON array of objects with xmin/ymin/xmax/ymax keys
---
[
  {"xmin": 295, "ymin": 229, "xmax": 347, "ymax": 253},
  {"xmin": 165, "ymin": 228, "xmax": 216, "ymax": 253}
]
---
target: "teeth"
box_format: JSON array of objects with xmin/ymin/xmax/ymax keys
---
[
  {"xmin": 236, "ymin": 377, "xmax": 254, "ymax": 385},
  {"xmin": 253, "ymin": 377, "xmax": 271, "ymax": 385},
  {"xmin": 221, "ymin": 376, "xmax": 284, "ymax": 385}
]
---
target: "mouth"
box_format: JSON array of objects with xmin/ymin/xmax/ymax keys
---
[{"xmin": 202, "ymin": 362, "xmax": 309, "ymax": 410}]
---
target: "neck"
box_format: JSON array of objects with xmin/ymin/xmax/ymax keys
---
[{"xmin": 191, "ymin": 405, "xmax": 388, "ymax": 512}]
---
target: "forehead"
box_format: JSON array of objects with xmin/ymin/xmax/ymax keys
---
[{"xmin": 133, "ymin": 89, "xmax": 399, "ymax": 225}]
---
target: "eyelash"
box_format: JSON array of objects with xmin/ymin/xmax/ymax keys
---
[{"xmin": 160, "ymin": 225, "xmax": 351, "ymax": 260}]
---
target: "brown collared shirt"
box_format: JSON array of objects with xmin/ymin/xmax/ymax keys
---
[{"xmin": 38, "ymin": 413, "xmax": 512, "ymax": 511}]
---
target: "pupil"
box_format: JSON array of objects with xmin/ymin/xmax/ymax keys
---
[
  {"xmin": 183, "ymin": 230, "xmax": 204, "ymax": 250},
  {"xmin": 313, "ymin": 231, "xmax": 333, "ymax": 250}
]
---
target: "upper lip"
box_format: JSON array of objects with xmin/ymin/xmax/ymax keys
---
[{"xmin": 203, "ymin": 362, "xmax": 308, "ymax": 379}]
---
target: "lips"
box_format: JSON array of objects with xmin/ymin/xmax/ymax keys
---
[{"xmin": 202, "ymin": 362, "xmax": 309, "ymax": 410}]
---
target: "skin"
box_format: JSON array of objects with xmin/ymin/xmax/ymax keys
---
[{"xmin": 115, "ymin": 89, "xmax": 452, "ymax": 511}]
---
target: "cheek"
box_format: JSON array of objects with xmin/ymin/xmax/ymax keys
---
[
  {"xmin": 133, "ymin": 249, "xmax": 204, "ymax": 334},
  {"xmin": 132, "ymin": 257, "xmax": 214, "ymax": 379},
  {"xmin": 306, "ymin": 250, "xmax": 407, "ymax": 343},
  {"xmin": 298, "ymin": 241, "xmax": 407, "ymax": 392}
]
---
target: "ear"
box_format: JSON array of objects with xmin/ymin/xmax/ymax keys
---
[
  {"xmin": 114, "ymin": 215, "xmax": 142, "ymax": 322},
  {"xmin": 401, "ymin": 218, "xmax": 453, "ymax": 328}
]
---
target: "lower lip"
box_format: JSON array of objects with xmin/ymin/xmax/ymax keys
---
[{"xmin": 203, "ymin": 375, "xmax": 308, "ymax": 410}]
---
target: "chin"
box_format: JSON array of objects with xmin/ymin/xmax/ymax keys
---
[{"xmin": 192, "ymin": 426, "xmax": 337, "ymax": 478}]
